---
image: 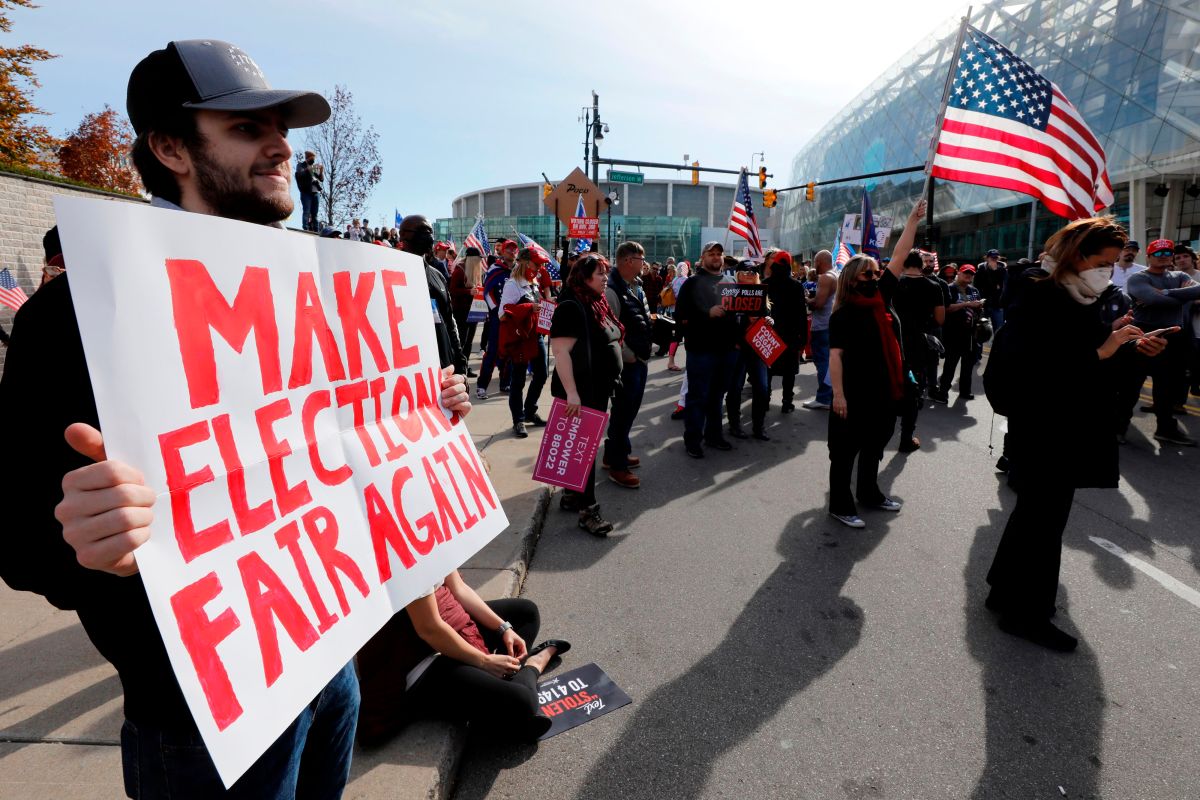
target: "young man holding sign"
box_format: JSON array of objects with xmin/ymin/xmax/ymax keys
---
[{"xmin": 0, "ymin": 40, "xmax": 472, "ymax": 798}]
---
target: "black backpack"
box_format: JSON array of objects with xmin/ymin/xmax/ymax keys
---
[{"xmin": 982, "ymin": 319, "xmax": 1016, "ymax": 416}]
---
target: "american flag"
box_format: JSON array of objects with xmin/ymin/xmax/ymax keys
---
[
  {"xmin": 464, "ymin": 217, "xmax": 491, "ymax": 256},
  {"xmin": 517, "ymin": 232, "xmax": 560, "ymax": 280},
  {"xmin": 836, "ymin": 242, "xmax": 856, "ymax": 269},
  {"xmin": 930, "ymin": 26, "xmax": 1114, "ymax": 220},
  {"xmin": 0, "ymin": 268, "xmax": 29, "ymax": 311},
  {"xmin": 728, "ymin": 169, "xmax": 763, "ymax": 259}
]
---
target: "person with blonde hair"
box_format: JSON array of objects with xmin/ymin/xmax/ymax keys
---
[
  {"xmin": 985, "ymin": 216, "xmax": 1169, "ymax": 652},
  {"xmin": 450, "ymin": 246, "xmax": 486, "ymax": 368}
]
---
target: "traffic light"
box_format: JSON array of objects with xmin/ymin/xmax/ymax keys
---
[
  {"xmin": 543, "ymin": 183, "xmax": 553, "ymax": 199},
  {"xmin": 805, "ymin": 182, "xmax": 815, "ymax": 202},
  {"xmin": 691, "ymin": 161, "xmax": 700, "ymax": 186},
  {"xmin": 758, "ymin": 167, "xmax": 768, "ymax": 189},
  {"xmin": 763, "ymin": 189, "xmax": 777, "ymax": 208}
]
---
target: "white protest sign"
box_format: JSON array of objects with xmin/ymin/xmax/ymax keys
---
[
  {"xmin": 54, "ymin": 196, "xmax": 508, "ymax": 787},
  {"xmin": 840, "ymin": 212, "xmax": 894, "ymax": 247}
]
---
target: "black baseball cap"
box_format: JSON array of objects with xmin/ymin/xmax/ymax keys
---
[{"xmin": 127, "ymin": 40, "xmax": 330, "ymax": 135}]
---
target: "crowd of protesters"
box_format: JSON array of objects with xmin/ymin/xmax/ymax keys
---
[{"xmin": 0, "ymin": 36, "xmax": 1198, "ymax": 800}]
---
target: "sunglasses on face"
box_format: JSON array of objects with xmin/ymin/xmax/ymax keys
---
[{"xmin": 1150, "ymin": 250, "xmax": 1174, "ymax": 258}]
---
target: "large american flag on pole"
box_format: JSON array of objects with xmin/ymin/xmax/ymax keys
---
[
  {"xmin": 464, "ymin": 217, "xmax": 491, "ymax": 256},
  {"xmin": 0, "ymin": 267, "xmax": 29, "ymax": 311},
  {"xmin": 930, "ymin": 26, "xmax": 1113, "ymax": 220},
  {"xmin": 728, "ymin": 169, "xmax": 763, "ymax": 259},
  {"xmin": 517, "ymin": 232, "xmax": 560, "ymax": 280}
]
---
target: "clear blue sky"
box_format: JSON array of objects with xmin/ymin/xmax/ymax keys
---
[{"xmin": 10, "ymin": 0, "xmax": 969, "ymax": 229}]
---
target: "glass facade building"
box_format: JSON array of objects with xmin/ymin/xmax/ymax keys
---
[
  {"xmin": 780, "ymin": 0, "xmax": 1200, "ymax": 262},
  {"xmin": 437, "ymin": 179, "xmax": 779, "ymax": 263}
]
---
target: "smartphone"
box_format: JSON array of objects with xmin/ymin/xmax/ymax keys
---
[{"xmin": 1142, "ymin": 326, "xmax": 1181, "ymax": 338}]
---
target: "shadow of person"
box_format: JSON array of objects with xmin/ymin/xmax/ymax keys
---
[
  {"xmin": 566, "ymin": 506, "xmax": 894, "ymax": 800},
  {"xmin": 451, "ymin": 734, "xmax": 539, "ymax": 800},
  {"xmin": 964, "ymin": 501, "xmax": 1106, "ymax": 798}
]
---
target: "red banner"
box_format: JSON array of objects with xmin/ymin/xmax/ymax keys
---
[
  {"xmin": 746, "ymin": 318, "xmax": 786, "ymax": 367},
  {"xmin": 532, "ymin": 399, "xmax": 607, "ymax": 492},
  {"xmin": 568, "ymin": 217, "xmax": 600, "ymax": 239}
]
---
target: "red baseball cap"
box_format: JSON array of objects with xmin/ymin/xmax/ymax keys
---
[
  {"xmin": 497, "ymin": 238, "xmax": 518, "ymax": 252},
  {"xmin": 1148, "ymin": 239, "xmax": 1175, "ymax": 256},
  {"xmin": 434, "ymin": 240, "xmax": 449, "ymax": 251},
  {"xmin": 960, "ymin": 265, "xmax": 977, "ymax": 274}
]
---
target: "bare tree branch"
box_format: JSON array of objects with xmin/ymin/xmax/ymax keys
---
[{"xmin": 304, "ymin": 85, "xmax": 382, "ymax": 229}]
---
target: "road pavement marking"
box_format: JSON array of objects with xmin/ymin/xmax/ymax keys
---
[{"xmin": 1089, "ymin": 536, "xmax": 1200, "ymax": 610}]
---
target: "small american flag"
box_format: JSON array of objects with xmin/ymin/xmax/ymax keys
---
[
  {"xmin": 728, "ymin": 169, "xmax": 763, "ymax": 259},
  {"xmin": 517, "ymin": 232, "xmax": 560, "ymax": 280},
  {"xmin": 930, "ymin": 26, "xmax": 1113, "ymax": 220},
  {"xmin": 464, "ymin": 217, "xmax": 491, "ymax": 256},
  {"xmin": 836, "ymin": 242, "xmax": 856, "ymax": 269},
  {"xmin": 0, "ymin": 268, "xmax": 29, "ymax": 311}
]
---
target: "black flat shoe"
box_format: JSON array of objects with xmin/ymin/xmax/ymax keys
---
[
  {"xmin": 751, "ymin": 431, "xmax": 771, "ymax": 441},
  {"xmin": 998, "ymin": 615, "xmax": 1076, "ymax": 652},
  {"xmin": 526, "ymin": 639, "xmax": 572, "ymax": 660},
  {"xmin": 728, "ymin": 427, "xmax": 749, "ymax": 439}
]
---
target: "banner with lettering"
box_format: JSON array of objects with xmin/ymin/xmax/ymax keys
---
[
  {"xmin": 54, "ymin": 196, "xmax": 508, "ymax": 786},
  {"xmin": 537, "ymin": 662, "xmax": 631, "ymax": 740},
  {"xmin": 719, "ymin": 285, "xmax": 767, "ymax": 316},
  {"xmin": 536, "ymin": 300, "xmax": 556, "ymax": 335},
  {"xmin": 531, "ymin": 398, "xmax": 607, "ymax": 492},
  {"xmin": 745, "ymin": 318, "xmax": 786, "ymax": 367}
]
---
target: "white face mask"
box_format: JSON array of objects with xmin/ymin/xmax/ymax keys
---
[{"xmin": 1080, "ymin": 266, "xmax": 1112, "ymax": 294}]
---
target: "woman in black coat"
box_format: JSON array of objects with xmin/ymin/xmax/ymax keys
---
[
  {"xmin": 985, "ymin": 217, "xmax": 1169, "ymax": 652},
  {"xmin": 549, "ymin": 254, "xmax": 625, "ymax": 537},
  {"xmin": 763, "ymin": 249, "xmax": 809, "ymax": 413}
]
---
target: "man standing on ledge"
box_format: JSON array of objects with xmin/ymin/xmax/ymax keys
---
[
  {"xmin": 0, "ymin": 40, "xmax": 471, "ymax": 798},
  {"xmin": 676, "ymin": 241, "xmax": 737, "ymax": 458}
]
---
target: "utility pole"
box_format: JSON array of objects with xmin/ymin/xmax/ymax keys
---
[{"xmin": 591, "ymin": 90, "xmax": 601, "ymax": 187}]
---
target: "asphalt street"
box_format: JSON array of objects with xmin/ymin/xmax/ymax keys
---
[{"xmin": 452, "ymin": 354, "xmax": 1200, "ymax": 800}]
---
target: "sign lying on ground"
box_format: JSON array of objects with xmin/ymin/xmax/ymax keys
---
[
  {"xmin": 537, "ymin": 662, "xmax": 632, "ymax": 740},
  {"xmin": 55, "ymin": 196, "xmax": 509, "ymax": 787},
  {"xmin": 841, "ymin": 213, "xmax": 894, "ymax": 247},
  {"xmin": 545, "ymin": 167, "xmax": 604, "ymax": 228},
  {"xmin": 719, "ymin": 284, "xmax": 768, "ymax": 315}
]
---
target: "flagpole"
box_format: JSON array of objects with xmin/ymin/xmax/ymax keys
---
[
  {"xmin": 722, "ymin": 169, "xmax": 742, "ymax": 258},
  {"xmin": 922, "ymin": 8, "xmax": 972, "ymax": 236}
]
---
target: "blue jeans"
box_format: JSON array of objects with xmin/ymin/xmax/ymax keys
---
[
  {"xmin": 684, "ymin": 349, "xmax": 736, "ymax": 447},
  {"xmin": 604, "ymin": 359, "xmax": 648, "ymax": 469},
  {"xmin": 726, "ymin": 349, "xmax": 769, "ymax": 432},
  {"xmin": 477, "ymin": 310, "xmax": 509, "ymax": 391},
  {"xmin": 508, "ymin": 337, "xmax": 547, "ymax": 423},
  {"xmin": 810, "ymin": 329, "xmax": 832, "ymax": 404},
  {"xmin": 120, "ymin": 662, "xmax": 359, "ymax": 799},
  {"xmin": 300, "ymin": 192, "xmax": 319, "ymax": 232}
]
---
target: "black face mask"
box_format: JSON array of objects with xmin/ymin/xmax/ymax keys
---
[
  {"xmin": 856, "ymin": 281, "xmax": 878, "ymax": 298},
  {"xmin": 406, "ymin": 230, "xmax": 435, "ymax": 256}
]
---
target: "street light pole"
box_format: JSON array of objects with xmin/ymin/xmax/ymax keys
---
[{"xmin": 591, "ymin": 90, "xmax": 601, "ymax": 187}]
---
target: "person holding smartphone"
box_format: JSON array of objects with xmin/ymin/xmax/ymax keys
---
[{"xmin": 985, "ymin": 217, "xmax": 1169, "ymax": 652}]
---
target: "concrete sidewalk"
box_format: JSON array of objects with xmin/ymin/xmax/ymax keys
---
[{"xmin": 0, "ymin": 361, "xmax": 554, "ymax": 800}]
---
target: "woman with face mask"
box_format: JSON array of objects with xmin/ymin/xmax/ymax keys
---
[
  {"xmin": 825, "ymin": 254, "xmax": 907, "ymax": 529},
  {"xmin": 984, "ymin": 217, "xmax": 1170, "ymax": 652}
]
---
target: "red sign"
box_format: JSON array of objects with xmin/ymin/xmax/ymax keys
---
[
  {"xmin": 746, "ymin": 318, "xmax": 786, "ymax": 367},
  {"xmin": 537, "ymin": 300, "xmax": 556, "ymax": 335},
  {"xmin": 532, "ymin": 399, "xmax": 608, "ymax": 492},
  {"xmin": 568, "ymin": 216, "xmax": 600, "ymax": 239}
]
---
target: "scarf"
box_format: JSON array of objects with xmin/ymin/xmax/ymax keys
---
[
  {"xmin": 576, "ymin": 285, "xmax": 626, "ymax": 341},
  {"xmin": 844, "ymin": 289, "xmax": 905, "ymax": 402}
]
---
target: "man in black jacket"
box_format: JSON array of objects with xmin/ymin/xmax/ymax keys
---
[
  {"xmin": 294, "ymin": 150, "xmax": 321, "ymax": 231},
  {"xmin": 0, "ymin": 40, "xmax": 470, "ymax": 799},
  {"xmin": 677, "ymin": 241, "xmax": 738, "ymax": 458},
  {"xmin": 603, "ymin": 241, "xmax": 652, "ymax": 487},
  {"xmin": 399, "ymin": 214, "xmax": 467, "ymax": 378}
]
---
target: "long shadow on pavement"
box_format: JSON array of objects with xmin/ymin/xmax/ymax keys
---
[{"xmin": 964, "ymin": 485, "xmax": 1105, "ymax": 799}]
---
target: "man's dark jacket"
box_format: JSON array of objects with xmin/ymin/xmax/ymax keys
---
[{"xmin": 609, "ymin": 267, "xmax": 652, "ymax": 361}]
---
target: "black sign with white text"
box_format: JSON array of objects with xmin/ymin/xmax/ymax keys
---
[{"xmin": 536, "ymin": 662, "xmax": 631, "ymax": 740}]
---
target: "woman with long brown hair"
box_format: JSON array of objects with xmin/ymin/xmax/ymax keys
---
[
  {"xmin": 984, "ymin": 216, "xmax": 1169, "ymax": 651},
  {"xmin": 549, "ymin": 254, "xmax": 625, "ymax": 536}
]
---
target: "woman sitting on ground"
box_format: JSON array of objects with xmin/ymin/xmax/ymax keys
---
[{"xmin": 356, "ymin": 569, "xmax": 569, "ymax": 744}]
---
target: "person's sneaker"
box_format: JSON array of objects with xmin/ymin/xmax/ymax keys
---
[
  {"xmin": 998, "ymin": 615, "xmax": 1077, "ymax": 652},
  {"xmin": 1154, "ymin": 426, "xmax": 1198, "ymax": 446},
  {"xmin": 830, "ymin": 512, "xmax": 866, "ymax": 529},
  {"xmin": 525, "ymin": 413, "xmax": 548, "ymax": 427},
  {"xmin": 685, "ymin": 442, "xmax": 705, "ymax": 459},
  {"xmin": 728, "ymin": 426, "xmax": 749, "ymax": 439},
  {"xmin": 781, "ymin": 402, "xmax": 796, "ymax": 413},
  {"xmin": 869, "ymin": 497, "xmax": 902, "ymax": 512},
  {"xmin": 995, "ymin": 455, "xmax": 1010, "ymax": 473},
  {"xmin": 609, "ymin": 469, "xmax": 641, "ymax": 489},
  {"xmin": 670, "ymin": 406, "xmax": 686, "ymax": 420},
  {"xmin": 578, "ymin": 506, "xmax": 613, "ymax": 537},
  {"xmin": 476, "ymin": 387, "xmax": 488, "ymax": 399},
  {"xmin": 898, "ymin": 436, "xmax": 921, "ymax": 453},
  {"xmin": 705, "ymin": 438, "xmax": 734, "ymax": 451},
  {"xmin": 751, "ymin": 430, "xmax": 771, "ymax": 441},
  {"xmin": 801, "ymin": 398, "xmax": 830, "ymax": 410},
  {"xmin": 513, "ymin": 422, "xmax": 528, "ymax": 438}
]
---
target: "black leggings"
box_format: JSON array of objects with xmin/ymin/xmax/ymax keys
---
[
  {"xmin": 986, "ymin": 483, "xmax": 1075, "ymax": 618},
  {"xmin": 407, "ymin": 598, "xmax": 546, "ymax": 739}
]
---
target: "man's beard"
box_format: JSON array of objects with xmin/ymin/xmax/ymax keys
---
[{"xmin": 192, "ymin": 144, "xmax": 293, "ymax": 225}]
